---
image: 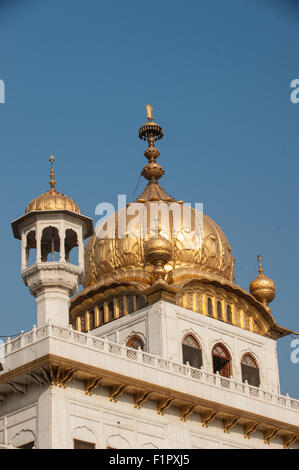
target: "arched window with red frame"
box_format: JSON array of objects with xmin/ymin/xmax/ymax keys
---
[
  {"xmin": 212, "ymin": 343, "xmax": 231, "ymax": 378},
  {"xmin": 182, "ymin": 334, "xmax": 203, "ymax": 369},
  {"xmin": 126, "ymin": 335, "xmax": 145, "ymax": 350},
  {"xmin": 241, "ymin": 353, "xmax": 260, "ymax": 387}
]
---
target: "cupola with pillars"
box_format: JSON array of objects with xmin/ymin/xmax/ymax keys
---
[{"xmin": 11, "ymin": 156, "xmax": 93, "ymax": 327}]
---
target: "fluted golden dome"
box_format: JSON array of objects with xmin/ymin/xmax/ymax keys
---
[
  {"xmin": 84, "ymin": 107, "xmax": 235, "ymax": 288},
  {"xmin": 249, "ymin": 255, "xmax": 276, "ymax": 306},
  {"xmin": 25, "ymin": 155, "xmax": 81, "ymax": 215},
  {"xmin": 25, "ymin": 189, "xmax": 81, "ymax": 214},
  {"xmin": 84, "ymin": 202, "xmax": 235, "ymax": 288}
]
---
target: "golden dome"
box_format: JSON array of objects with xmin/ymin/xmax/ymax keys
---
[
  {"xmin": 84, "ymin": 201, "xmax": 235, "ymax": 288},
  {"xmin": 25, "ymin": 189, "xmax": 81, "ymax": 214},
  {"xmin": 84, "ymin": 107, "xmax": 235, "ymax": 288},
  {"xmin": 249, "ymin": 255, "xmax": 276, "ymax": 306},
  {"xmin": 25, "ymin": 155, "xmax": 81, "ymax": 215}
]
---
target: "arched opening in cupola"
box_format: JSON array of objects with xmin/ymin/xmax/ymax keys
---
[
  {"xmin": 41, "ymin": 226, "xmax": 60, "ymax": 262},
  {"xmin": 212, "ymin": 343, "xmax": 231, "ymax": 378},
  {"xmin": 26, "ymin": 230, "xmax": 36, "ymax": 266},
  {"xmin": 241, "ymin": 353, "xmax": 260, "ymax": 387},
  {"xmin": 182, "ymin": 334, "xmax": 203, "ymax": 369},
  {"xmin": 65, "ymin": 229, "xmax": 78, "ymax": 265}
]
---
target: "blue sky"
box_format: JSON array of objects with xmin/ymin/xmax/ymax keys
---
[{"xmin": 0, "ymin": 0, "xmax": 298, "ymax": 396}]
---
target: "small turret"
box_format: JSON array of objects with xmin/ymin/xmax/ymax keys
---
[{"xmin": 11, "ymin": 156, "xmax": 93, "ymax": 327}]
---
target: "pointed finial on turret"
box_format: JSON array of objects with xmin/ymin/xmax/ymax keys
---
[
  {"xmin": 136, "ymin": 106, "xmax": 173, "ymax": 202},
  {"xmin": 257, "ymin": 254, "xmax": 264, "ymax": 275},
  {"xmin": 138, "ymin": 105, "xmax": 164, "ymax": 181},
  {"xmin": 49, "ymin": 155, "xmax": 56, "ymax": 192},
  {"xmin": 146, "ymin": 104, "xmax": 153, "ymax": 122}
]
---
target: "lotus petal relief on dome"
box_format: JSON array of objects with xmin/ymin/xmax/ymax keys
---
[{"xmin": 114, "ymin": 237, "xmax": 143, "ymax": 269}]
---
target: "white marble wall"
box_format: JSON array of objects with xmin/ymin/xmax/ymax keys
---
[
  {"xmin": 1, "ymin": 381, "xmax": 297, "ymax": 449},
  {"xmin": 93, "ymin": 301, "xmax": 280, "ymax": 394}
]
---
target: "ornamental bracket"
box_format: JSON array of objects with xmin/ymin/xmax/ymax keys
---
[
  {"xmin": 157, "ymin": 397, "xmax": 175, "ymax": 416},
  {"xmin": 109, "ymin": 384, "xmax": 127, "ymax": 403},
  {"xmin": 223, "ymin": 415, "xmax": 240, "ymax": 434},
  {"xmin": 283, "ymin": 433, "xmax": 298, "ymax": 449},
  {"xmin": 201, "ymin": 409, "xmax": 218, "ymax": 428},
  {"xmin": 180, "ymin": 403, "xmax": 197, "ymax": 422},
  {"xmin": 7, "ymin": 381, "xmax": 26, "ymax": 395},
  {"xmin": 28, "ymin": 367, "xmax": 50, "ymax": 386},
  {"xmin": 134, "ymin": 391, "xmax": 151, "ymax": 409},
  {"xmin": 244, "ymin": 422, "xmax": 259, "ymax": 439},
  {"xmin": 49, "ymin": 365, "xmax": 75, "ymax": 388},
  {"xmin": 264, "ymin": 428, "xmax": 280, "ymax": 445},
  {"xmin": 85, "ymin": 377, "xmax": 102, "ymax": 396}
]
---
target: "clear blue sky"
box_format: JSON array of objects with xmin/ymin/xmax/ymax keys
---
[{"xmin": 0, "ymin": 0, "xmax": 298, "ymax": 396}]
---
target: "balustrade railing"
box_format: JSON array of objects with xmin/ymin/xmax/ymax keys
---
[{"xmin": 1, "ymin": 321, "xmax": 299, "ymax": 412}]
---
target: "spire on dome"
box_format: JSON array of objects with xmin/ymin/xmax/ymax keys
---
[
  {"xmin": 257, "ymin": 254, "xmax": 264, "ymax": 275},
  {"xmin": 24, "ymin": 155, "xmax": 81, "ymax": 214},
  {"xmin": 137, "ymin": 105, "xmax": 174, "ymax": 202},
  {"xmin": 49, "ymin": 155, "xmax": 56, "ymax": 193}
]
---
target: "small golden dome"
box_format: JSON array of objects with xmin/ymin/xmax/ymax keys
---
[
  {"xmin": 250, "ymin": 255, "xmax": 276, "ymax": 306},
  {"xmin": 25, "ymin": 155, "xmax": 80, "ymax": 215},
  {"xmin": 25, "ymin": 189, "xmax": 80, "ymax": 214},
  {"xmin": 144, "ymin": 237, "xmax": 172, "ymax": 265},
  {"xmin": 144, "ymin": 237, "xmax": 172, "ymax": 283}
]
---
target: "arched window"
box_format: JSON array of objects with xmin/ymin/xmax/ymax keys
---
[
  {"xmin": 118, "ymin": 297, "xmax": 124, "ymax": 317},
  {"xmin": 26, "ymin": 230, "xmax": 36, "ymax": 266},
  {"xmin": 98, "ymin": 305, "xmax": 104, "ymax": 325},
  {"xmin": 207, "ymin": 298, "xmax": 213, "ymax": 316},
  {"xmin": 89, "ymin": 309, "xmax": 95, "ymax": 331},
  {"xmin": 217, "ymin": 301, "xmax": 222, "ymax": 320},
  {"xmin": 65, "ymin": 229, "xmax": 78, "ymax": 265},
  {"xmin": 226, "ymin": 305, "xmax": 232, "ymax": 323},
  {"xmin": 127, "ymin": 295, "xmax": 134, "ymax": 314},
  {"xmin": 182, "ymin": 335, "xmax": 203, "ymax": 369},
  {"xmin": 80, "ymin": 313, "xmax": 86, "ymax": 332},
  {"xmin": 74, "ymin": 439, "xmax": 95, "ymax": 449},
  {"xmin": 212, "ymin": 343, "xmax": 231, "ymax": 378},
  {"xmin": 41, "ymin": 226, "xmax": 60, "ymax": 262},
  {"xmin": 126, "ymin": 335, "xmax": 144, "ymax": 350},
  {"xmin": 108, "ymin": 301, "xmax": 114, "ymax": 322},
  {"xmin": 137, "ymin": 295, "xmax": 146, "ymax": 309},
  {"xmin": 241, "ymin": 354, "xmax": 260, "ymax": 387}
]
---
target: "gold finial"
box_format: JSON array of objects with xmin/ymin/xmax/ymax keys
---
[
  {"xmin": 257, "ymin": 254, "xmax": 263, "ymax": 275},
  {"xmin": 146, "ymin": 104, "xmax": 153, "ymax": 122},
  {"xmin": 138, "ymin": 105, "xmax": 165, "ymax": 183},
  {"xmin": 49, "ymin": 155, "xmax": 56, "ymax": 192},
  {"xmin": 249, "ymin": 254, "xmax": 276, "ymax": 307}
]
